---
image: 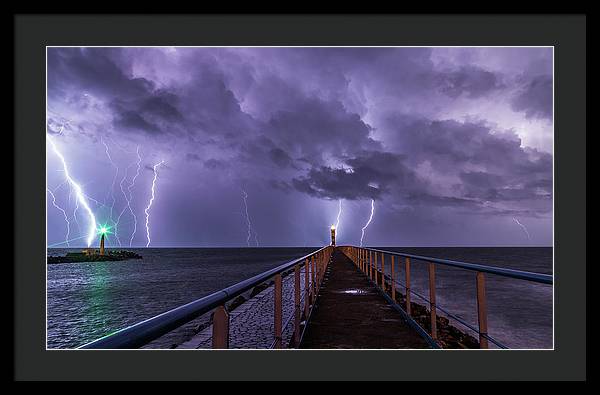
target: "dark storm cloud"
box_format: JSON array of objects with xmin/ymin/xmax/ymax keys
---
[
  {"xmin": 110, "ymin": 102, "xmax": 162, "ymax": 134},
  {"xmin": 177, "ymin": 64, "xmax": 256, "ymax": 138},
  {"xmin": 108, "ymin": 90, "xmax": 185, "ymax": 135},
  {"xmin": 293, "ymin": 167, "xmax": 381, "ymax": 200},
  {"xmin": 273, "ymin": 48, "xmax": 502, "ymax": 106},
  {"xmin": 265, "ymin": 96, "xmax": 381, "ymax": 166},
  {"xmin": 47, "ymin": 48, "xmax": 154, "ymax": 99},
  {"xmin": 47, "ymin": 47, "xmax": 553, "ymax": 246},
  {"xmin": 292, "ymin": 151, "xmax": 419, "ymax": 200},
  {"xmin": 48, "ymin": 48, "xmax": 190, "ymax": 137},
  {"xmin": 139, "ymin": 93, "xmax": 184, "ymax": 122},
  {"xmin": 237, "ymin": 135, "xmax": 296, "ymax": 170},
  {"xmin": 511, "ymin": 75, "xmax": 553, "ymax": 119},
  {"xmin": 269, "ymin": 148, "xmax": 294, "ymax": 168},
  {"xmin": 386, "ymin": 116, "xmax": 550, "ymax": 175},
  {"xmin": 372, "ymin": 115, "xmax": 553, "ymax": 214},
  {"xmin": 437, "ymin": 66, "xmax": 504, "ymax": 98},
  {"xmin": 48, "ymin": 47, "xmax": 550, "ymax": 216}
]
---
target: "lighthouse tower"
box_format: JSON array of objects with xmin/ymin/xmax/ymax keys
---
[
  {"xmin": 330, "ymin": 225, "xmax": 336, "ymax": 246},
  {"xmin": 99, "ymin": 233, "xmax": 105, "ymax": 256}
]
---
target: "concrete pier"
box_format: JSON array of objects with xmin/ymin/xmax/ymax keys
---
[
  {"xmin": 80, "ymin": 244, "xmax": 551, "ymax": 350},
  {"xmin": 300, "ymin": 249, "xmax": 428, "ymax": 348}
]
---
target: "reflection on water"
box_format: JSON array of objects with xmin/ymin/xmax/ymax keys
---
[{"xmin": 47, "ymin": 248, "xmax": 318, "ymax": 348}]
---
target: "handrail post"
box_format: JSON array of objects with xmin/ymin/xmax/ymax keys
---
[
  {"xmin": 391, "ymin": 255, "xmax": 395, "ymax": 301},
  {"xmin": 373, "ymin": 252, "xmax": 379, "ymax": 285},
  {"xmin": 311, "ymin": 256, "xmax": 316, "ymax": 298},
  {"xmin": 381, "ymin": 252, "xmax": 385, "ymax": 290},
  {"xmin": 372, "ymin": 251, "xmax": 375, "ymax": 281},
  {"xmin": 319, "ymin": 252, "xmax": 321, "ymax": 279},
  {"xmin": 316, "ymin": 253, "xmax": 320, "ymax": 288},
  {"xmin": 428, "ymin": 263, "xmax": 437, "ymax": 340},
  {"xmin": 212, "ymin": 305, "xmax": 229, "ymax": 349},
  {"xmin": 362, "ymin": 249, "xmax": 365, "ymax": 272},
  {"xmin": 358, "ymin": 248, "xmax": 363, "ymax": 272},
  {"xmin": 274, "ymin": 273, "xmax": 282, "ymax": 348},
  {"xmin": 370, "ymin": 251, "xmax": 373, "ymax": 280},
  {"xmin": 358, "ymin": 249, "xmax": 361, "ymax": 270},
  {"xmin": 476, "ymin": 272, "xmax": 489, "ymax": 349},
  {"xmin": 294, "ymin": 264, "xmax": 301, "ymax": 347},
  {"xmin": 320, "ymin": 251, "xmax": 324, "ymax": 282},
  {"xmin": 358, "ymin": 248, "xmax": 364, "ymax": 272},
  {"xmin": 320, "ymin": 251, "xmax": 323, "ymax": 276},
  {"xmin": 304, "ymin": 258, "xmax": 310, "ymax": 318},
  {"xmin": 405, "ymin": 257, "xmax": 411, "ymax": 316}
]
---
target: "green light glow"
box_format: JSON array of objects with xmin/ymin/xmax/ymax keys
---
[{"xmin": 97, "ymin": 223, "xmax": 112, "ymax": 236}]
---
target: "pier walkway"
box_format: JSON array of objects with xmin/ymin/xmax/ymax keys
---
[
  {"xmin": 300, "ymin": 249, "xmax": 428, "ymax": 348},
  {"xmin": 79, "ymin": 243, "xmax": 552, "ymax": 350}
]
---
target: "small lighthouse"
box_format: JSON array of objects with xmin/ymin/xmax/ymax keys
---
[
  {"xmin": 330, "ymin": 225, "xmax": 336, "ymax": 246},
  {"xmin": 98, "ymin": 226, "xmax": 109, "ymax": 256},
  {"xmin": 99, "ymin": 233, "xmax": 105, "ymax": 255}
]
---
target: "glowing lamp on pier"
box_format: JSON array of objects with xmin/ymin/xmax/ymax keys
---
[
  {"xmin": 97, "ymin": 225, "xmax": 111, "ymax": 256},
  {"xmin": 330, "ymin": 224, "xmax": 336, "ymax": 246}
]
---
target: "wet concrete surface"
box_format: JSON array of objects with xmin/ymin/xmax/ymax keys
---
[
  {"xmin": 177, "ymin": 268, "xmax": 306, "ymax": 349},
  {"xmin": 300, "ymin": 249, "xmax": 429, "ymax": 349}
]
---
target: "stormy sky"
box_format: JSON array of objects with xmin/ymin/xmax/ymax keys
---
[{"xmin": 46, "ymin": 47, "xmax": 553, "ymax": 248}]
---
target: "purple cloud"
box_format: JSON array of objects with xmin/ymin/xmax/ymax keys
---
[
  {"xmin": 46, "ymin": 47, "xmax": 553, "ymax": 246},
  {"xmin": 511, "ymin": 75, "xmax": 553, "ymax": 119}
]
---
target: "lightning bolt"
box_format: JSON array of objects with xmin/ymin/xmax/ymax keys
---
[
  {"xmin": 241, "ymin": 190, "xmax": 253, "ymax": 247},
  {"xmin": 360, "ymin": 199, "xmax": 375, "ymax": 247},
  {"xmin": 512, "ymin": 217, "xmax": 531, "ymax": 241},
  {"xmin": 144, "ymin": 160, "xmax": 165, "ymax": 248},
  {"xmin": 72, "ymin": 189, "xmax": 82, "ymax": 235},
  {"xmin": 47, "ymin": 135, "xmax": 97, "ymax": 247},
  {"xmin": 335, "ymin": 199, "xmax": 342, "ymax": 238},
  {"xmin": 47, "ymin": 188, "xmax": 70, "ymax": 247},
  {"xmin": 115, "ymin": 146, "xmax": 143, "ymax": 247},
  {"xmin": 128, "ymin": 146, "xmax": 142, "ymax": 247},
  {"xmin": 113, "ymin": 161, "xmax": 132, "ymax": 247},
  {"xmin": 101, "ymin": 136, "xmax": 119, "ymax": 227}
]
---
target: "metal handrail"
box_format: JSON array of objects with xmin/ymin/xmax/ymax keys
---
[
  {"xmin": 269, "ymin": 286, "xmax": 307, "ymax": 349},
  {"xmin": 274, "ymin": 252, "xmax": 331, "ymax": 349},
  {"xmin": 344, "ymin": 245, "xmax": 551, "ymax": 349},
  {"xmin": 361, "ymin": 247, "xmax": 552, "ymax": 284},
  {"xmin": 387, "ymin": 274, "xmax": 508, "ymax": 349},
  {"xmin": 79, "ymin": 246, "xmax": 329, "ymax": 349}
]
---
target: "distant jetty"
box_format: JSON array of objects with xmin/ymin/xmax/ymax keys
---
[{"xmin": 47, "ymin": 250, "xmax": 142, "ymax": 264}]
